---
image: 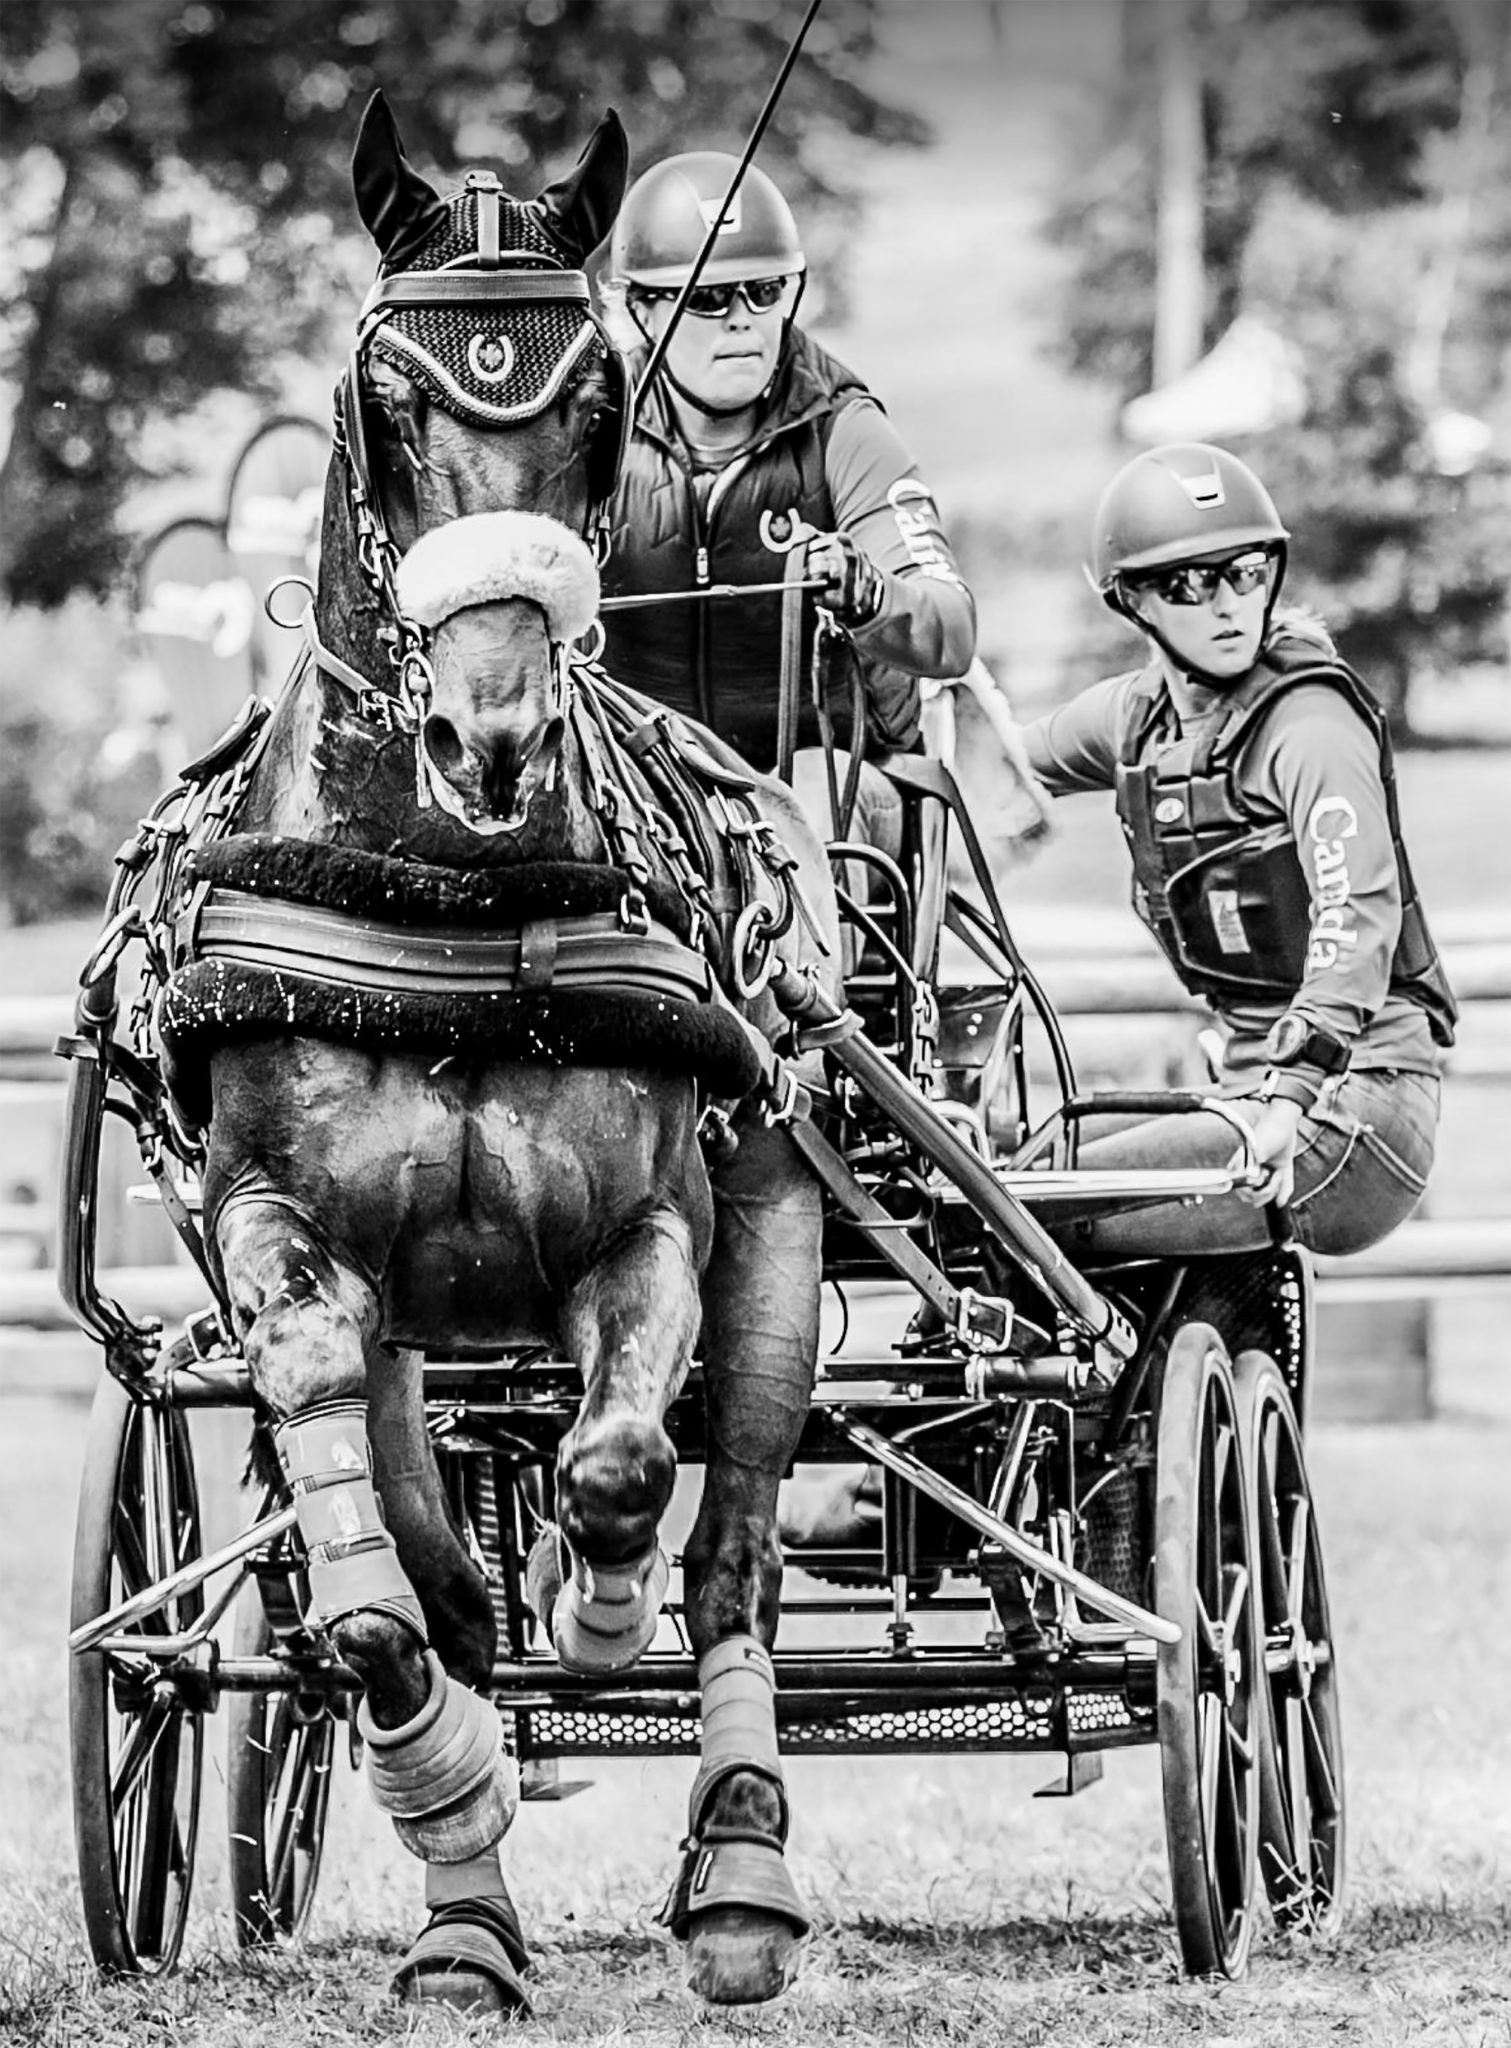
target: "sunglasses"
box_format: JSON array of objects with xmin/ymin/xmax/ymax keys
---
[
  {"xmin": 639, "ymin": 275, "xmax": 792, "ymax": 319},
  {"xmin": 1133, "ymin": 549, "xmax": 1277, "ymax": 606}
]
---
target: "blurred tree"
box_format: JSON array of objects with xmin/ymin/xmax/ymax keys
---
[
  {"xmin": 0, "ymin": 0, "xmax": 922, "ymax": 607},
  {"xmin": 1045, "ymin": 0, "xmax": 1511, "ymax": 730}
]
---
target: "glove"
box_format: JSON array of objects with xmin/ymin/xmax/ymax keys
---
[{"xmin": 807, "ymin": 531, "xmax": 885, "ymax": 628}]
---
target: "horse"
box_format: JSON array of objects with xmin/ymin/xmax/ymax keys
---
[{"xmin": 158, "ymin": 91, "xmax": 840, "ymax": 2014}]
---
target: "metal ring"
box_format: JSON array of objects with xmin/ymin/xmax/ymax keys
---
[
  {"xmin": 574, "ymin": 617, "xmax": 606, "ymax": 666},
  {"xmin": 264, "ymin": 575, "xmax": 315, "ymax": 629},
  {"xmin": 730, "ymin": 901, "xmax": 777, "ymax": 1002}
]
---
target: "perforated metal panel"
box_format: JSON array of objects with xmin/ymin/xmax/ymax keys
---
[
  {"xmin": 516, "ymin": 1685, "xmax": 1149, "ymax": 1759},
  {"xmin": 1080, "ymin": 1465, "xmax": 1148, "ymax": 1605},
  {"xmin": 1067, "ymin": 1689, "xmax": 1139, "ymax": 1738},
  {"xmin": 1183, "ymin": 1247, "xmax": 1311, "ymax": 1413}
]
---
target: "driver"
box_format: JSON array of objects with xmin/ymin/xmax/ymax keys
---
[
  {"xmin": 598, "ymin": 151, "xmax": 976, "ymax": 856},
  {"xmin": 1019, "ymin": 441, "xmax": 1456, "ymax": 1257}
]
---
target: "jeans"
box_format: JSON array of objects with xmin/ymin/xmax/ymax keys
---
[{"xmin": 1067, "ymin": 1069, "xmax": 1440, "ymax": 1259}]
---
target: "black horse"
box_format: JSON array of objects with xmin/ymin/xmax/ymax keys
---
[{"xmin": 162, "ymin": 94, "xmax": 839, "ymax": 2012}]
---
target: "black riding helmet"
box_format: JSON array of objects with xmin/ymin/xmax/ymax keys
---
[{"xmin": 1091, "ymin": 443, "xmax": 1290, "ymax": 659}]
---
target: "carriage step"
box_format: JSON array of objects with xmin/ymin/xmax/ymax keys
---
[
  {"xmin": 519, "ymin": 1756, "xmax": 593, "ymax": 1802},
  {"xmin": 1034, "ymin": 1751, "xmax": 1105, "ymax": 1799}
]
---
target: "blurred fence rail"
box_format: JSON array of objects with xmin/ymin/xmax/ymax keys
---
[{"xmin": 1, "ymin": 941, "xmax": 1507, "ymax": 1422}]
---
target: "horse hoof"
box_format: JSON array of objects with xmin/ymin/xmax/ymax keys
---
[
  {"xmin": 391, "ymin": 1905, "xmax": 533, "ymax": 2018},
  {"xmin": 684, "ymin": 1907, "xmax": 803, "ymax": 2006},
  {"xmin": 399, "ymin": 1965, "xmax": 507, "ymax": 2016}
]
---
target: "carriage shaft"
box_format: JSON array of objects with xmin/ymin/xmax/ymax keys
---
[{"xmin": 69, "ymin": 1504, "xmax": 299, "ymax": 1654}]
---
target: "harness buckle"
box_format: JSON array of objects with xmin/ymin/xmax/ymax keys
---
[
  {"xmin": 951, "ymin": 1287, "xmax": 1014, "ymax": 1355},
  {"xmin": 759, "ymin": 1063, "xmax": 807, "ymax": 1129},
  {"xmin": 399, "ymin": 649, "xmax": 435, "ymax": 715},
  {"xmin": 358, "ymin": 687, "xmax": 410, "ymax": 731}
]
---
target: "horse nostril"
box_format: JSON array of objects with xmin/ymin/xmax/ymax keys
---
[{"xmin": 423, "ymin": 714, "xmax": 465, "ymax": 779}]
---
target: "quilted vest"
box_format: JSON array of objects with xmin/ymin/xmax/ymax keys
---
[
  {"xmin": 1112, "ymin": 638, "xmax": 1457, "ymax": 1043},
  {"xmin": 600, "ymin": 330, "xmax": 922, "ymax": 768}
]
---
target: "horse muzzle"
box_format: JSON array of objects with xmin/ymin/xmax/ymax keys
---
[{"xmin": 419, "ymin": 707, "xmax": 564, "ymax": 837}]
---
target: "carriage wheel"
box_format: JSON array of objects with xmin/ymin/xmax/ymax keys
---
[
  {"xmin": 1234, "ymin": 1349, "xmax": 1346, "ymax": 1934},
  {"xmin": 1154, "ymin": 1323, "xmax": 1262, "ymax": 1978},
  {"xmin": 70, "ymin": 1374, "xmax": 205, "ymax": 1974},
  {"xmin": 227, "ymin": 1593, "xmax": 339, "ymax": 1948}
]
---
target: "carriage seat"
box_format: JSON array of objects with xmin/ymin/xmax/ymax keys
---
[{"xmin": 1012, "ymin": 1177, "xmax": 1286, "ymax": 1267}]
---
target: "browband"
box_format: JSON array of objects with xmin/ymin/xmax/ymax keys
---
[{"xmin": 358, "ymin": 269, "xmax": 591, "ymax": 325}]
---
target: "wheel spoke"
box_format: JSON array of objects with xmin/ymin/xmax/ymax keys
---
[
  {"xmin": 126, "ymin": 1720, "xmax": 183, "ymax": 1956},
  {"xmin": 111, "ymin": 1509, "xmax": 154, "ymax": 1604},
  {"xmin": 1206, "ymin": 1417, "xmax": 1234, "ymax": 1593},
  {"xmin": 1215, "ymin": 1713, "xmax": 1244, "ymax": 1867},
  {"xmin": 1285, "ymin": 1492, "xmax": 1311, "ymax": 1621},
  {"xmin": 1200, "ymin": 1691, "xmax": 1223, "ymax": 1833},
  {"xmin": 266, "ymin": 1722, "xmax": 309, "ymax": 1908},
  {"xmin": 1301, "ymin": 1697, "xmax": 1341, "ymax": 1817},
  {"xmin": 1223, "ymin": 1561, "xmax": 1250, "ymax": 1643},
  {"xmin": 1196, "ymin": 1592, "xmax": 1221, "ymax": 1660},
  {"xmin": 1285, "ymin": 1697, "xmax": 1313, "ymax": 1884},
  {"xmin": 1255, "ymin": 1463, "xmax": 1288, "ymax": 1606},
  {"xmin": 110, "ymin": 1697, "xmax": 175, "ymax": 1814}
]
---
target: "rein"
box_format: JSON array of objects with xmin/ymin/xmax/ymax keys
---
[{"xmin": 181, "ymin": 161, "xmax": 826, "ymax": 1094}]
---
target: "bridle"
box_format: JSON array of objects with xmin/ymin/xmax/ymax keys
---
[{"xmin": 305, "ymin": 172, "xmax": 627, "ymax": 765}]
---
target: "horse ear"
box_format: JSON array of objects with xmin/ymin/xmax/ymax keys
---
[
  {"xmin": 351, "ymin": 90, "xmax": 447, "ymax": 267},
  {"xmin": 533, "ymin": 109, "xmax": 629, "ymax": 263}
]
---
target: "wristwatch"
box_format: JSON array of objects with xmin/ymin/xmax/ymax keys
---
[{"xmin": 1264, "ymin": 1013, "xmax": 1350, "ymax": 1075}]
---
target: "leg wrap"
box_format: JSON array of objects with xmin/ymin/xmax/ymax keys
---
[
  {"xmin": 664, "ymin": 1635, "xmax": 809, "ymax": 1942},
  {"xmin": 689, "ymin": 1636, "xmax": 784, "ymax": 1830},
  {"xmin": 525, "ymin": 1523, "xmax": 669, "ymax": 1675},
  {"xmin": 276, "ymin": 1400, "xmax": 426, "ymax": 1642},
  {"xmin": 358, "ymin": 1649, "xmax": 519, "ymax": 1862}
]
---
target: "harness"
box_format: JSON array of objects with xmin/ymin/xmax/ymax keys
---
[
  {"xmin": 1113, "ymin": 646, "xmax": 1456, "ymax": 1041},
  {"xmin": 143, "ymin": 175, "xmax": 826, "ymax": 1135}
]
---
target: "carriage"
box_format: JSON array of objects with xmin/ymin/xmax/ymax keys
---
[
  {"xmin": 57, "ymin": 92, "xmax": 1343, "ymax": 2011},
  {"xmin": 58, "ymin": 645, "xmax": 1343, "ymax": 1990}
]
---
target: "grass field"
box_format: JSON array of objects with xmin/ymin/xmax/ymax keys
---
[
  {"xmin": 2, "ymin": 736, "xmax": 1509, "ymax": 2045},
  {"xmin": 2, "ymin": 1390, "xmax": 1508, "ymax": 2047}
]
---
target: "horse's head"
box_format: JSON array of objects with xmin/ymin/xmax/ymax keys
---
[{"xmin": 330, "ymin": 92, "xmax": 629, "ymax": 833}]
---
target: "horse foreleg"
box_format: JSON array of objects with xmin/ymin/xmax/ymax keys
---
[
  {"xmin": 369, "ymin": 1343, "xmax": 496, "ymax": 1691},
  {"xmin": 538, "ymin": 1210, "xmax": 703, "ymax": 1672},
  {"xmin": 366, "ymin": 1349, "xmax": 532, "ymax": 2015},
  {"xmin": 675, "ymin": 1121, "xmax": 819, "ymax": 2004},
  {"xmin": 217, "ymin": 1199, "xmax": 516, "ymax": 1867}
]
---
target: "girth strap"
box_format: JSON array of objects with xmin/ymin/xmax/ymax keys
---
[{"xmin": 185, "ymin": 889, "xmax": 713, "ymax": 1004}]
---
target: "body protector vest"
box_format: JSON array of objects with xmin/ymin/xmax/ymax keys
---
[
  {"xmin": 601, "ymin": 331, "xmax": 922, "ymax": 770},
  {"xmin": 1113, "ymin": 641, "xmax": 1457, "ymax": 1044}
]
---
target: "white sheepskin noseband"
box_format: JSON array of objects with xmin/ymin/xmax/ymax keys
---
[{"xmin": 395, "ymin": 511, "xmax": 600, "ymax": 642}]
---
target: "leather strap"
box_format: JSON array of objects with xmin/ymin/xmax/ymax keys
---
[{"xmin": 185, "ymin": 890, "xmax": 713, "ymax": 1004}]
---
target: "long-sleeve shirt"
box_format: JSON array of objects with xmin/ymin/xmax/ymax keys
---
[
  {"xmin": 1022, "ymin": 666, "xmax": 1444, "ymax": 1086},
  {"xmin": 820, "ymin": 397, "xmax": 976, "ymax": 682}
]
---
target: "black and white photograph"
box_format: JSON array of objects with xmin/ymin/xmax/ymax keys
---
[{"xmin": 1, "ymin": 3, "xmax": 1507, "ymax": 2042}]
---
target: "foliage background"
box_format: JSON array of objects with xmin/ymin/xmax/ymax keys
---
[
  {"xmin": 1044, "ymin": 0, "xmax": 1511, "ymax": 710},
  {"xmin": 0, "ymin": 0, "xmax": 1507, "ymax": 923}
]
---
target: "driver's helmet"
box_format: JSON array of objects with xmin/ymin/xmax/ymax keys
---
[
  {"xmin": 1090, "ymin": 443, "xmax": 1289, "ymax": 605},
  {"xmin": 609, "ymin": 153, "xmax": 805, "ymax": 289}
]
